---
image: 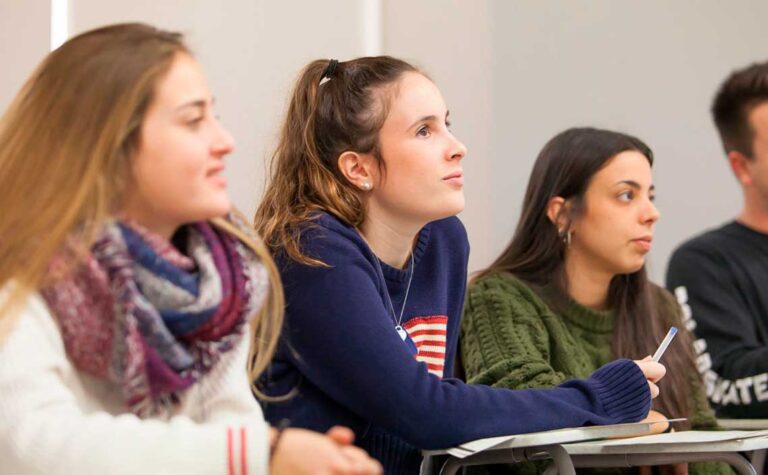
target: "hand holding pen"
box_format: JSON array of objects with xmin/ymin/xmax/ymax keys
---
[{"xmin": 633, "ymin": 327, "xmax": 677, "ymax": 399}]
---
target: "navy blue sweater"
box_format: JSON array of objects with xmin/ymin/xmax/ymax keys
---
[{"xmin": 259, "ymin": 213, "xmax": 651, "ymax": 474}]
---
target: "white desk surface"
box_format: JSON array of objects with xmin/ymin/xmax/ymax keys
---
[
  {"xmin": 563, "ymin": 430, "xmax": 768, "ymax": 455},
  {"xmin": 422, "ymin": 427, "xmax": 768, "ymax": 475},
  {"xmin": 719, "ymin": 419, "xmax": 768, "ymax": 430},
  {"xmin": 424, "ymin": 421, "xmax": 659, "ymax": 459}
]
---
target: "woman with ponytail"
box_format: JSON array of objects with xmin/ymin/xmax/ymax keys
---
[
  {"xmin": 255, "ymin": 57, "xmax": 666, "ymax": 474},
  {"xmin": 0, "ymin": 24, "xmax": 380, "ymax": 475}
]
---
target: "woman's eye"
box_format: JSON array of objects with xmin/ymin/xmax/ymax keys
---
[
  {"xmin": 186, "ymin": 117, "xmax": 204, "ymax": 128},
  {"xmin": 618, "ymin": 190, "xmax": 633, "ymax": 202},
  {"xmin": 416, "ymin": 125, "xmax": 430, "ymax": 137}
]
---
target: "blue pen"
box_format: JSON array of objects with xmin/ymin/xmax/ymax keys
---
[{"xmin": 652, "ymin": 327, "xmax": 678, "ymax": 362}]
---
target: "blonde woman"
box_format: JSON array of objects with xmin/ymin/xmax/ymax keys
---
[{"xmin": 0, "ymin": 23, "xmax": 380, "ymax": 475}]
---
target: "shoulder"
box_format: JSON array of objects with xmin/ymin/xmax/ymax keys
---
[
  {"xmin": 0, "ymin": 289, "xmax": 73, "ymax": 393},
  {"xmin": 298, "ymin": 212, "xmax": 362, "ymax": 249},
  {"xmin": 667, "ymin": 224, "xmax": 742, "ymax": 284},
  {"xmin": 466, "ymin": 272, "xmax": 546, "ymax": 312},
  {"xmin": 418, "ymin": 216, "xmax": 469, "ymax": 261},
  {"xmin": 0, "ymin": 289, "xmax": 63, "ymax": 355},
  {"xmin": 413, "ymin": 216, "xmax": 469, "ymax": 276},
  {"xmin": 426, "ymin": 216, "xmax": 467, "ymax": 241},
  {"xmin": 281, "ymin": 212, "xmax": 372, "ymax": 270},
  {"xmin": 469, "ymin": 272, "xmax": 537, "ymax": 297},
  {"xmin": 669, "ymin": 222, "xmax": 737, "ymax": 262}
]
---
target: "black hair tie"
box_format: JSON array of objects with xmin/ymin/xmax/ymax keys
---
[{"xmin": 319, "ymin": 59, "xmax": 338, "ymax": 85}]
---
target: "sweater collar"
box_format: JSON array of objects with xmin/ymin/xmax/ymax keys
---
[
  {"xmin": 540, "ymin": 282, "xmax": 615, "ymax": 333},
  {"xmin": 314, "ymin": 211, "xmax": 433, "ymax": 284},
  {"xmin": 377, "ymin": 224, "xmax": 431, "ymax": 283}
]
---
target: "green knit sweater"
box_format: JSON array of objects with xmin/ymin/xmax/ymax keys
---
[{"xmin": 461, "ymin": 272, "xmax": 731, "ymax": 475}]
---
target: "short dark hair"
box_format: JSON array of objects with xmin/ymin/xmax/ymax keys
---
[{"xmin": 712, "ymin": 61, "xmax": 768, "ymax": 158}]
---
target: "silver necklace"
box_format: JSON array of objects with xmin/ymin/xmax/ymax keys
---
[
  {"xmin": 373, "ymin": 252, "xmax": 415, "ymax": 342},
  {"xmin": 392, "ymin": 253, "xmax": 415, "ymax": 340}
]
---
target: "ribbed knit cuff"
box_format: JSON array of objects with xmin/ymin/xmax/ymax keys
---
[
  {"xmin": 588, "ymin": 358, "xmax": 650, "ymax": 423},
  {"xmin": 360, "ymin": 431, "xmax": 423, "ymax": 475}
]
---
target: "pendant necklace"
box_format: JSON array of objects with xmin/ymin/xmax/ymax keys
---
[
  {"xmin": 360, "ymin": 228, "xmax": 418, "ymax": 353},
  {"xmin": 372, "ymin": 251, "xmax": 416, "ymax": 352},
  {"xmin": 390, "ymin": 252, "xmax": 415, "ymax": 342}
]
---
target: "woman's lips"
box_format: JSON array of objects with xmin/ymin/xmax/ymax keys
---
[
  {"xmin": 632, "ymin": 237, "xmax": 653, "ymax": 252},
  {"xmin": 443, "ymin": 171, "xmax": 464, "ymax": 186},
  {"xmin": 207, "ymin": 167, "xmax": 227, "ymax": 187}
]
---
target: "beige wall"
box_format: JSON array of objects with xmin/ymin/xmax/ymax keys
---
[
  {"xmin": 383, "ymin": 0, "xmax": 768, "ymax": 281},
  {"xmin": 71, "ymin": 0, "xmax": 374, "ymax": 217},
  {"xmin": 485, "ymin": 0, "xmax": 766, "ymax": 281},
  {"xmin": 383, "ymin": 0, "xmax": 495, "ymax": 272},
  {"xmin": 3, "ymin": 1, "xmax": 768, "ymax": 283},
  {"xmin": 0, "ymin": 0, "xmax": 50, "ymax": 112}
]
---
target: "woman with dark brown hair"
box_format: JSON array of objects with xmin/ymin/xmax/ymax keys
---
[
  {"xmin": 255, "ymin": 59, "xmax": 666, "ymax": 475},
  {"xmin": 462, "ymin": 127, "xmax": 730, "ymax": 475}
]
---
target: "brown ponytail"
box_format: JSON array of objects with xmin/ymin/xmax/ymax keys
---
[{"xmin": 254, "ymin": 56, "xmax": 419, "ymax": 266}]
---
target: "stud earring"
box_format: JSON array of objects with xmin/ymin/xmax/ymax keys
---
[
  {"xmin": 360, "ymin": 182, "xmax": 372, "ymax": 191},
  {"xmin": 558, "ymin": 228, "xmax": 572, "ymax": 247}
]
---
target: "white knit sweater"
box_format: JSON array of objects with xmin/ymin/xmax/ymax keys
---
[{"xmin": 0, "ymin": 292, "xmax": 270, "ymax": 475}]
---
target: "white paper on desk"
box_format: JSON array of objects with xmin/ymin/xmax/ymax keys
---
[
  {"xmin": 445, "ymin": 435, "xmax": 515, "ymax": 458},
  {"xmin": 592, "ymin": 429, "xmax": 768, "ymax": 446},
  {"xmin": 440, "ymin": 420, "xmax": 684, "ymax": 459}
]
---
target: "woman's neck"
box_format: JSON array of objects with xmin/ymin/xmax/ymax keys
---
[
  {"xmin": 359, "ymin": 212, "xmax": 421, "ymax": 269},
  {"xmin": 120, "ymin": 208, "xmax": 179, "ymax": 241},
  {"xmin": 563, "ymin": 251, "xmax": 613, "ymax": 311}
]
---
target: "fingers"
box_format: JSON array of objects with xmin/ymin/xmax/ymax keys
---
[
  {"xmin": 643, "ymin": 409, "xmax": 669, "ymax": 433},
  {"xmin": 326, "ymin": 446, "xmax": 382, "ymax": 475},
  {"xmin": 326, "ymin": 425, "xmax": 355, "ymax": 445},
  {"xmin": 340, "ymin": 445, "xmax": 383, "ymax": 475},
  {"xmin": 648, "ymin": 380, "xmax": 659, "ymax": 399},
  {"xmin": 323, "ymin": 428, "xmax": 381, "ymax": 475},
  {"xmin": 635, "ymin": 361, "xmax": 663, "ymax": 398},
  {"xmin": 635, "ymin": 360, "xmax": 666, "ymax": 383}
]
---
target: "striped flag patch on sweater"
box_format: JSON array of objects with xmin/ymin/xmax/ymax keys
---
[{"xmin": 403, "ymin": 315, "xmax": 448, "ymax": 377}]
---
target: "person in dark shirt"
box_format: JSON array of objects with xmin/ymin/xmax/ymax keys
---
[{"xmin": 667, "ymin": 60, "xmax": 768, "ymax": 418}]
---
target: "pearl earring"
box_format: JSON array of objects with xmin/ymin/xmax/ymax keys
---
[{"xmin": 360, "ymin": 182, "xmax": 372, "ymax": 191}]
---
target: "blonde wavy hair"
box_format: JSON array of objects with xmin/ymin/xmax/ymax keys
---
[{"xmin": 0, "ymin": 23, "xmax": 283, "ymax": 389}]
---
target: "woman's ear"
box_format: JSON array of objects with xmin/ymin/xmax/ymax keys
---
[
  {"xmin": 337, "ymin": 151, "xmax": 377, "ymax": 191},
  {"xmin": 546, "ymin": 196, "xmax": 567, "ymax": 227}
]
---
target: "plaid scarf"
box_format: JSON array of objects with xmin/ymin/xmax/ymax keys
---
[{"xmin": 41, "ymin": 217, "xmax": 267, "ymax": 417}]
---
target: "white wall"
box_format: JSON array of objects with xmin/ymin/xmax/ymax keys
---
[
  {"xmin": 383, "ymin": 0, "xmax": 495, "ymax": 272},
  {"xmin": 71, "ymin": 0, "xmax": 374, "ymax": 218},
  {"xmin": 383, "ymin": 0, "xmax": 768, "ymax": 281},
  {"xmin": 484, "ymin": 0, "xmax": 766, "ymax": 282},
  {"xmin": 0, "ymin": 0, "xmax": 50, "ymax": 112},
  {"xmin": 2, "ymin": 0, "xmax": 768, "ymax": 283}
]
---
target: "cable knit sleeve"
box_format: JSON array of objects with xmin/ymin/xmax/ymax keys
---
[
  {"xmin": 461, "ymin": 274, "xmax": 572, "ymax": 389},
  {"xmin": 0, "ymin": 293, "xmax": 269, "ymax": 475}
]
